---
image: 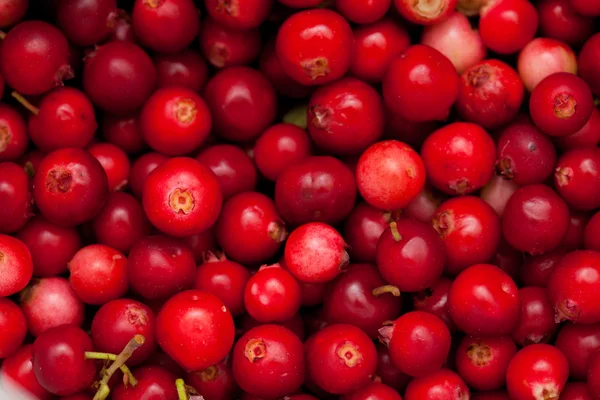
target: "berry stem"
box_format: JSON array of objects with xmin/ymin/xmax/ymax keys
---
[
  {"xmin": 389, "ymin": 221, "xmax": 402, "ymax": 242},
  {"xmin": 372, "ymin": 285, "xmax": 401, "ymax": 297},
  {"xmin": 11, "ymin": 92, "xmax": 40, "ymax": 116},
  {"xmin": 176, "ymin": 378, "xmax": 188, "ymax": 400}
]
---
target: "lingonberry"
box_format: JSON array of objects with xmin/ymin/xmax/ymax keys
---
[
  {"xmin": 307, "ymin": 77, "xmax": 384, "ymax": 156},
  {"xmin": 102, "ymin": 113, "xmax": 146, "ymax": 155},
  {"xmin": 128, "ymin": 235, "xmax": 196, "ymax": 300},
  {"xmin": 555, "ymin": 322, "xmax": 600, "ymax": 380},
  {"xmin": 571, "ymin": 0, "xmax": 600, "ymax": 15},
  {"xmin": 421, "ymin": 12, "xmax": 486, "ymax": 74},
  {"xmin": 561, "ymin": 211, "xmax": 588, "ymax": 251},
  {"xmin": 187, "ymin": 354, "xmax": 239, "ymax": 400},
  {"xmin": 585, "ymin": 211, "xmax": 600, "ymax": 251},
  {"xmin": 350, "ymin": 18, "xmax": 410, "ymax": 83},
  {"xmin": 128, "ymin": 152, "xmax": 169, "ymax": 198},
  {"xmin": 233, "ymin": 324, "xmax": 304, "ymax": 398},
  {"xmin": 588, "ymin": 352, "xmax": 600, "ymax": 399},
  {"xmin": 306, "ymin": 324, "xmax": 377, "ymax": 395},
  {"xmin": 33, "ymin": 148, "xmax": 108, "ymax": 227},
  {"xmin": 495, "ymin": 121, "xmax": 557, "ymax": 185},
  {"xmin": 432, "ymin": 196, "xmax": 501, "ymax": 275},
  {"xmin": 91, "ymin": 298, "xmax": 157, "ymax": 366},
  {"xmin": 579, "ymin": 33, "xmax": 600, "ymax": 97},
  {"xmin": 506, "ymin": 344, "xmax": 569, "ymax": 400},
  {"xmin": 182, "ymin": 228, "xmax": 217, "ymax": 264},
  {"xmin": 87, "ymin": 142, "xmax": 130, "ymax": 191},
  {"xmin": 337, "ymin": 0, "xmax": 391, "ymax": 24},
  {"xmin": 530, "ymin": 72, "xmax": 594, "ymax": 137},
  {"xmin": 343, "ymin": 203, "xmax": 397, "ymax": 263},
  {"xmin": 422, "ymin": 122, "xmax": 495, "ymax": 195},
  {"xmin": 376, "ymin": 218, "xmax": 445, "ymax": 292},
  {"xmin": 404, "ymin": 369, "xmax": 470, "ymax": 400},
  {"xmin": 479, "ymin": 0, "xmax": 538, "ymax": 54},
  {"xmin": 195, "ymin": 253, "xmax": 250, "ymax": 317},
  {"xmin": 142, "ymin": 157, "xmax": 222, "ymax": 237},
  {"xmin": 56, "ymin": 0, "xmax": 117, "ymax": 46},
  {"xmin": 537, "ymin": 0, "xmax": 595, "ymax": 46},
  {"xmin": 275, "ymin": 156, "xmax": 356, "ymax": 226},
  {"xmin": 412, "ymin": 277, "xmax": 456, "ymax": 332},
  {"xmin": 197, "ymin": 144, "xmax": 257, "ymax": 199},
  {"xmin": 520, "ymin": 249, "xmax": 565, "ymax": 287},
  {"xmin": 216, "ymin": 191, "xmax": 286, "ymax": 264},
  {"xmin": 275, "ymin": 9, "xmax": 353, "ymax": 86},
  {"xmin": 0, "ymin": 234, "xmax": 32, "ymax": 297},
  {"xmin": 379, "ymin": 311, "xmax": 451, "ymax": 377},
  {"xmin": 393, "ymin": 0, "xmax": 456, "ymax": 24},
  {"xmin": 375, "ymin": 343, "xmax": 411, "ymax": 392},
  {"xmin": 0, "ymin": 344, "xmax": 54, "ymax": 400},
  {"xmin": 204, "ymin": 66, "xmax": 277, "ymax": 142},
  {"xmin": 0, "ymin": 104, "xmax": 28, "ymax": 162},
  {"xmin": 548, "ymin": 250, "xmax": 600, "ymax": 324},
  {"xmin": 19, "ymin": 277, "xmax": 85, "ymax": 336},
  {"xmin": 284, "ymin": 222, "xmax": 349, "ymax": 283},
  {"xmin": 356, "ymin": 140, "xmax": 425, "ymax": 210},
  {"xmin": 156, "ymin": 290, "xmax": 235, "ymax": 371},
  {"xmin": 456, "ymin": 60, "xmax": 524, "ymax": 129},
  {"xmin": 199, "ymin": 18, "xmax": 261, "ymax": 68},
  {"xmin": 557, "ymin": 108, "xmax": 600, "ymax": 151},
  {"xmin": 502, "ymin": 184, "xmax": 570, "ymax": 254},
  {"xmin": 449, "ymin": 264, "xmax": 520, "ymax": 336},
  {"xmin": 0, "ymin": 162, "xmax": 31, "ymax": 233},
  {"xmin": 0, "ymin": 0, "xmax": 28, "ymax": 28},
  {"xmin": 383, "ymin": 45, "xmax": 459, "ymax": 122},
  {"xmin": 555, "ymin": 148, "xmax": 600, "ymax": 211},
  {"xmin": 0, "ymin": 298, "xmax": 26, "ymax": 358},
  {"xmin": 258, "ymin": 40, "xmax": 314, "ymax": 99},
  {"xmin": 480, "ymin": 175, "xmax": 519, "ymax": 216},
  {"xmin": 455, "ymin": 336, "xmax": 517, "ymax": 391},
  {"xmin": 32, "ymin": 325, "xmax": 97, "ymax": 396},
  {"xmin": 560, "ymin": 383, "xmax": 594, "ymax": 400},
  {"xmin": 112, "ymin": 366, "xmax": 178, "ymax": 399},
  {"xmin": 205, "ymin": 0, "xmax": 272, "ymax": 30},
  {"xmin": 324, "ymin": 263, "xmax": 402, "ymax": 338},
  {"xmin": 132, "ymin": 0, "xmax": 199, "ymax": 53},
  {"xmin": 83, "ymin": 41, "xmax": 156, "ymax": 115},
  {"xmin": 342, "ymin": 382, "xmax": 402, "ymax": 400},
  {"xmin": 517, "ymin": 38, "xmax": 577, "ymax": 92},
  {"xmin": 0, "ymin": 21, "xmax": 72, "ymax": 95},
  {"xmin": 154, "ymin": 50, "xmax": 208, "ymax": 92}
]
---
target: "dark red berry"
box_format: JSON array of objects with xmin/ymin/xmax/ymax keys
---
[
  {"xmin": 102, "ymin": 113, "xmax": 146, "ymax": 155},
  {"xmin": 0, "ymin": 298, "xmax": 27, "ymax": 358},
  {"xmin": 87, "ymin": 142, "xmax": 131, "ymax": 192},
  {"xmin": 199, "ymin": 18, "xmax": 261, "ymax": 68},
  {"xmin": 512, "ymin": 286, "xmax": 558, "ymax": 347},
  {"xmin": 128, "ymin": 152, "xmax": 169, "ymax": 199},
  {"xmin": 186, "ymin": 354, "xmax": 239, "ymax": 400},
  {"xmin": 0, "ymin": 104, "xmax": 28, "ymax": 162},
  {"xmin": 0, "ymin": 162, "xmax": 31, "ymax": 233},
  {"xmin": 412, "ymin": 277, "xmax": 456, "ymax": 332},
  {"xmin": 537, "ymin": 0, "xmax": 595, "ymax": 46},
  {"xmin": 554, "ymin": 148, "xmax": 600, "ymax": 211},
  {"xmin": 404, "ymin": 369, "xmax": 470, "ymax": 400},
  {"xmin": 555, "ymin": 322, "xmax": 600, "ymax": 380},
  {"xmin": 205, "ymin": 0, "xmax": 273, "ymax": 29},
  {"xmin": 154, "ymin": 50, "xmax": 208, "ymax": 92},
  {"xmin": 112, "ymin": 366, "xmax": 178, "ymax": 399},
  {"xmin": 56, "ymin": 0, "xmax": 117, "ymax": 46},
  {"xmin": 0, "ymin": 234, "xmax": 33, "ymax": 297}
]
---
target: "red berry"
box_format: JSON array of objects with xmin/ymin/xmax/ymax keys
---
[
  {"xmin": 186, "ymin": 354, "xmax": 239, "ymax": 400},
  {"xmin": 0, "ymin": 162, "xmax": 31, "ymax": 233},
  {"xmin": 154, "ymin": 50, "xmax": 209, "ymax": 92},
  {"xmin": 56, "ymin": 0, "xmax": 117, "ymax": 46},
  {"xmin": 156, "ymin": 290, "xmax": 235, "ymax": 372},
  {"xmin": 517, "ymin": 38, "xmax": 578, "ymax": 92},
  {"xmin": 87, "ymin": 142, "xmax": 131, "ymax": 192},
  {"xmin": 480, "ymin": 175, "xmax": 519, "ymax": 216},
  {"xmin": 537, "ymin": 0, "xmax": 595, "ymax": 46},
  {"xmin": 555, "ymin": 322, "xmax": 600, "ymax": 380},
  {"xmin": 557, "ymin": 108, "xmax": 600, "ymax": 151},
  {"xmin": 0, "ymin": 104, "xmax": 28, "ymax": 162},
  {"xmin": 129, "ymin": 152, "xmax": 169, "ymax": 198},
  {"xmin": 520, "ymin": 249, "xmax": 565, "ymax": 287},
  {"xmin": 0, "ymin": 234, "xmax": 33, "ymax": 297},
  {"xmin": 102, "ymin": 113, "xmax": 146, "ymax": 155},
  {"xmin": 506, "ymin": 344, "xmax": 569, "ymax": 400},
  {"xmin": 588, "ymin": 352, "xmax": 600, "ymax": 399},
  {"xmin": 393, "ymin": 0, "xmax": 457, "ymax": 24},
  {"xmin": 0, "ymin": 0, "xmax": 28, "ymax": 28},
  {"xmin": 337, "ymin": 0, "xmax": 390, "ymax": 24},
  {"xmin": 512, "ymin": 286, "xmax": 558, "ymax": 347},
  {"xmin": 479, "ymin": 0, "xmax": 539, "ymax": 54},
  {"xmin": 199, "ymin": 17, "xmax": 261, "ymax": 68},
  {"xmin": 0, "ymin": 298, "xmax": 27, "ymax": 358},
  {"xmin": 375, "ymin": 343, "xmax": 411, "ymax": 392},
  {"xmin": 579, "ymin": 33, "xmax": 600, "ymax": 97},
  {"xmin": 341, "ymin": 382, "xmax": 402, "ymax": 400},
  {"xmin": 276, "ymin": 9, "xmax": 353, "ymax": 86},
  {"xmin": 412, "ymin": 277, "xmax": 456, "ymax": 332},
  {"xmin": 571, "ymin": 0, "xmax": 600, "ymax": 15},
  {"xmin": 112, "ymin": 366, "xmax": 178, "ymax": 400},
  {"xmin": 560, "ymin": 382, "xmax": 595, "ymax": 400},
  {"xmin": 204, "ymin": 0, "xmax": 273, "ymax": 30},
  {"xmin": 0, "ymin": 344, "xmax": 54, "ymax": 400},
  {"xmin": 404, "ymin": 369, "xmax": 470, "ymax": 400},
  {"xmin": 554, "ymin": 148, "xmax": 600, "ymax": 210}
]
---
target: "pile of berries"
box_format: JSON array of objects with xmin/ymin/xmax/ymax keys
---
[{"xmin": 1, "ymin": 0, "xmax": 600, "ymax": 399}]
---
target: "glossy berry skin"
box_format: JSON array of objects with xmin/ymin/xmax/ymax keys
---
[
  {"xmin": 422, "ymin": 122, "xmax": 495, "ymax": 195},
  {"xmin": 479, "ymin": 0, "xmax": 539, "ymax": 54},
  {"xmin": 496, "ymin": 121, "xmax": 557, "ymax": 186},
  {"xmin": 0, "ymin": 298, "xmax": 27, "ymax": 359},
  {"xmin": 456, "ymin": 59, "xmax": 524, "ymax": 129},
  {"xmin": 154, "ymin": 50, "xmax": 208, "ymax": 92},
  {"xmin": 380, "ymin": 311, "xmax": 451, "ymax": 378},
  {"xmin": 284, "ymin": 222, "xmax": 349, "ymax": 283},
  {"xmin": 197, "ymin": 144, "xmax": 257, "ymax": 200},
  {"xmin": 275, "ymin": 156, "xmax": 356, "ymax": 226},
  {"xmin": 112, "ymin": 366, "xmax": 178, "ymax": 400},
  {"xmin": 0, "ymin": 344, "xmax": 54, "ymax": 400},
  {"xmin": 0, "ymin": 162, "xmax": 31, "ymax": 233},
  {"xmin": 216, "ymin": 192, "xmax": 286, "ymax": 265},
  {"xmin": 0, "ymin": 234, "xmax": 33, "ymax": 297},
  {"xmin": 394, "ymin": 0, "xmax": 456, "ymax": 25},
  {"xmin": 83, "ymin": 41, "xmax": 157, "ymax": 115},
  {"xmin": 28, "ymin": 87, "xmax": 97, "ymax": 152},
  {"xmin": 512, "ymin": 287, "xmax": 558, "ymax": 347},
  {"xmin": 337, "ymin": 0, "xmax": 390, "ymax": 24},
  {"xmin": 356, "ymin": 140, "xmax": 425, "ymax": 211},
  {"xmin": 502, "ymin": 184, "xmax": 570, "ymax": 255},
  {"xmin": 412, "ymin": 278, "xmax": 456, "ymax": 332},
  {"xmin": 88, "ymin": 142, "xmax": 131, "ymax": 192},
  {"xmin": 557, "ymin": 108, "xmax": 600, "ymax": 151},
  {"xmin": 56, "ymin": 0, "xmax": 117, "ymax": 46},
  {"xmin": 0, "ymin": 21, "xmax": 72, "ymax": 95},
  {"xmin": 186, "ymin": 355, "xmax": 238, "ymax": 400},
  {"xmin": 129, "ymin": 152, "xmax": 169, "ymax": 198},
  {"xmin": 33, "ymin": 148, "xmax": 108, "ymax": 227},
  {"xmin": 156, "ymin": 290, "xmax": 235, "ymax": 372},
  {"xmin": 404, "ymin": 369, "xmax": 470, "ymax": 400},
  {"xmin": 143, "ymin": 157, "xmax": 222, "ymax": 237},
  {"xmin": 455, "ymin": 336, "xmax": 517, "ymax": 391},
  {"xmin": 199, "ymin": 18, "xmax": 261, "ymax": 69},
  {"xmin": 537, "ymin": 0, "xmax": 595, "ymax": 46},
  {"xmin": 91, "ymin": 298, "xmax": 157, "ymax": 366},
  {"xmin": 350, "ymin": 19, "xmax": 410, "ymax": 83},
  {"xmin": 253, "ymin": 123, "xmax": 312, "ymax": 181},
  {"xmin": 342, "ymin": 382, "xmax": 402, "ymax": 400},
  {"xmin": 383, "ymin": 44, "xmax": 459, "ymax": 122},
  {"xmin": 307, "ymin": 78, "xmax": 384, "ymax": 156},
  {"xmin": 205, "ymin": 0, "xmax": 272, "ymax": 29},
  {"xmin": 449, "ymin": 264, "xmax": 520, "ymax": 336},
  {"xmin": 548, "ymin": 250, "xmax": 600, "ymax": 324},
  {"xmin": 132, "ymin": 0, "xmax": 199, "ymax": 53},
  {"xmin": 555, "ymin": 322, "xmax": 600, "ymax": 380},
  {"xmin": 589, "ymin": 352, "xmax": 600, "ymax": 399},
  {"xmin": 343, "ymin": 203, "xmax": 396, "ymax": 263},
  {"xmin": 258, "ymin": 40, "xmax": 314, "ymax": 99},
  {"xmin": 432, "ymin": 196, "xmax": 500, "ymax": 275},
  {"xmin": 19, "ymin": 277, "xmax": 85, "ymax": 337},
  {"xmin": 530, "ymin": 72, "xmax": 594, "ymax": 137},
  {"xmin": 276, "ymin": 9, "xmax": 353, "ymax": 86},
  {"xmin": 204, "ymin": 67, "xmax": 277, "ymax": 142},
  {"xmin": 32, "ymin": 325, "xmax": 96, "ymax": 396},
  {"xmin": 506, "ymin": 344, "xmax": 569, "ymax": 400},
  {"xmin": 306, "ymin": 324, "xmax": 377, "ymax": 395},
  {"xmin": 375, "ymin": 343, "xmax": 411, "ymax": 392},
  {"xmin": 128, "ymin": 235, "xmax": 196, "ymax": 300},
  {"xmin": 102, "ymin": 113, "xmax": 146, "ymax": 155},
  {"xmin": 554, "ymin": 148, "xmax": 600, "ymax": 211},
  {"xmin": 0, "ymin": 0, "xmax": 28, "ymax": 28},
  {"xmin": 233, "ymin": 325, "xmax": 304, "ymax": 398},
  {"xmin": 324, "ymin": 264, "xmax": 402, "ymax": 338},
  {"xmin": 0, "ymin": 104, "xmax": 28, "ymax": 162},
  {"xmin": 140, "ymin": 87, "xmax": 211, "ymax": 156}
]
